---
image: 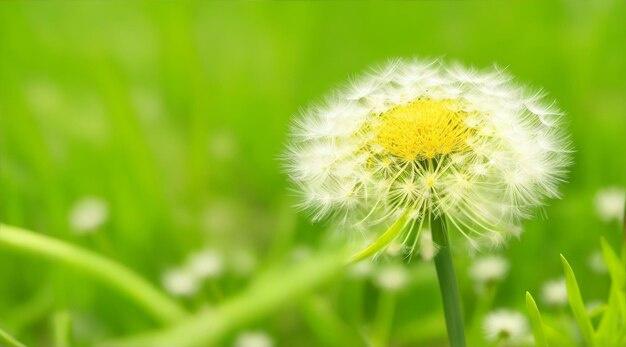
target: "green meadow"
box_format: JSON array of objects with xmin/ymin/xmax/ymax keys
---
[{"xmin": 1, "ymin": 2, "xmax": 625, "ymax": 346}]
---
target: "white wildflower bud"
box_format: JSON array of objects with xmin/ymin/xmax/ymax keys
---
[
  {"xmin": 348, "ymin": 260, "xmax": 374, "ymax": 279},
  {"xmin": 419, "ymin": 229, "xmax": 438, "ymax": 260},
  {"xmin": 284, "ymin": 58, "xmax": 571, "ymax": 253},
  {"xmin": 68, "ymin": 196, "xmax": 109, "ymax": 234},
  {"xmin": 385, "ymin": 240, "xmax": 404, "ymax": 257},
  {"xmin": 469, "ymin": 255, "xmax": 510, "ymax": 285},
  {"xmin": 233, "ymin": 331, "xmax": 274, "ymax": 347},
  {"xmin": 587, "ymin": 250, "xmax": 607, "ymax": 274},
  {"xmin": 161, "ymin": 268, "xmax": 199, "ymax": 297},
  {"xmin": 373, "ymin": 264, "xmax": 409, "ymax": 292},
  {"xmin": 541, "ymin": 277, "xmax": 568, "ymax": 307},
  {"xmin": 185, "ymin": 249, "xmax": 224, "ymax": 280},
  {"xmin": 594, "ymin": 187, "xmax": 625, "ymax": 223},
  {"xmin": 483, "ymin": 309, "xmax": 529, "ymax": 343}
]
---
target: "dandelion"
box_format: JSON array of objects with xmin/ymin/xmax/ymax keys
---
[
  {"xmin": 68, "ymin": 196, "xmax": 109, "ymax": 234},
  {"xmin": 185, "ymin": 249, "xmax": 224, "ymax": 280},
  {"xmin": 285, "ymin": 58, "xmax": 570, "ymax": 252},
  {"xmin": 373, "ymin": 264, "xmax": 410, "ymax": 292},
  {"xmin": 418, "ymin": 229, "xmax": 438, "ymax": 261},
  {"xmin": 233, "ymin": 331, "xmax": 274, "ymax": 347},
  {"xmin": 587, "ymin": 249, "xmax": 607, "ymax": 274},
  {"xmin": 541, "ymin": 277, "xmax": 568, "ymax": 307},
  {"xmin": 284, "ymin": 58, "xmax": 571, "ymax": 346},
  {"xmin": 483, "ymin": 309, "xmax": 529, "ymax": 343},
  {"xmin": 348, "ymin": 259, "xmax": 374, "ymax": 279},
  {"xmin": 594, "ymin": 187, "xmax": 625, "ymax": 223},
  {"xmin": 469, "ymin": 255, "xmax": 510, "ymax": 285},
  {"xmin": 161, "ymin": 268, "xmax": 199, "ymax": 298}
]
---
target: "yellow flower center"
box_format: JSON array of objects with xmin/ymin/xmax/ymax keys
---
[{"xmin": 375, "ymin": 99, "xmax": 472, "ymax": 161}]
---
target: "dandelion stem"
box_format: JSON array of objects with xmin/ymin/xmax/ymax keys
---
[
  {"xmin": 430, "ymin": 214, "xmax": 466, "ymax": 347},
  {"xmin": 0, "ymin": 224, "xmax": 188, "ymax": 324}
]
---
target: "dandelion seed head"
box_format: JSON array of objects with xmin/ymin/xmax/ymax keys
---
[
  {"xmin": 469, "ymin": 255, "xmax": 510, "ymax": 284},
  {"xmin": 541, "ymin": 277, "xmax": 568, "ymax": 306},
  {"xmin": 233, "ymin": 331, "xmax": 274, "ymax": 347},
  {"xmin": 69, "ymin": 196, "xmax": 109, "ymax": 234},
  {"xmin": 483, "ymin": 309, "xmax": 529, "ymax": 343},
  {"xmin": 285, "ymin": 58, "xmax": 571, "ymax": 251},
  {"xmin": 348, "ymin": 259, "xmax": 374, "ymax": 278},
  {"xmin": 587, "ymin": 250, "xmax": 607, "ymax": 274},
  {"xmin": 374, "ymin": 264, "xmax": 410, "ymax": 291},
  {"xmin": 594, "ymin": 187, "xmax": 625, "ymax": 223},
  {"xmin": 419, "ymin": 229, "xmax": 439, "ymax": 260},
  {"xmin": 162, "ymin": 268, "xmax": 199, "ymax": 297},
  {"xmin": 185, "ymin": 249, "xmax": 224, "ymax": 280}
]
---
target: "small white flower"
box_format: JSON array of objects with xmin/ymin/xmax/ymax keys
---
[
  {"xmin": 374, "ymin": 264, "xmax": 409, "ymax": 291},
  {"xmin": 419, "ymin": 229, "xmax": 438, "ymax": 261},
  {"xmin": 385, "ymin": 240, "xmax": 404, "ymax": 257},
  {"xmin": 587, "ymin": 250, "xmax": 607, "ymax": 274},
  {"xmin": 469, "ymin": 255, "xmax": 510, "ymax": 284},
  {"xmin": 348, "ymin": 260, "xmax": 374, "ymax": 279},
  {"xmin": 68, "ymin": 196, "xmax": 109, "ymax": 234},
  {"xmin": 233, "ymin": 331, "xmax": 274, "ymax": 347},
  {"xmin": 541, "ymin": 277, "xmax": 568, "ymax": 306},
  {"xmin": 594, "ymin": 187, "xmax": 625, "ymax": 223},
  {"xmin": 483, "ymin": 309, "xmax": 529, "ymax": 343},
  {"xmin": 162, "ymin": 268, "xmax": 199, "ymax": 297},
  {"xmin": 186, "ymin": 249, "xmax": 224, "ymax": 280}
]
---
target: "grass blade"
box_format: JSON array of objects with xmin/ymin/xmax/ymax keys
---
[
  {"xmin": 0, "ymin": 224, "xmax": 188, "ymax": 324},
  {"xmin": 0, "ymin": 328, "xmax": 26, "ymax": 347},
  {"xmin": 560, "ymin": 254, "xmax": 595, "ymax": 346},
  {"xmin": 600, "ymin": 238, "xmax": 625, "ymax": 288},
  {"xmin": 526, "ymin": 292, "xmax": 549, "ymax": 347}
]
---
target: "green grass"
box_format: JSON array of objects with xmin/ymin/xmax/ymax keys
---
[{"xmin": 1, "ymin": 1, "xmax": 625, "ymax": 346}]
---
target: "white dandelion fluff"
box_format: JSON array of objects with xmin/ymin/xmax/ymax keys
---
[
  {"xmin": 161, "ymin": 267, "xmax": 199, "ymax": 297},
  {"xmin": 185, "ymin": 249, "xmax": 224, "ymax": 280},
  {"xmin": 418, "ymin": 229, "xmax": 438, "ymax": 261},
  {"xmin": 594, "ymin": 187, "xmax": 625, "ymax": 223},
  {"xmin": 233, "ymin": 331, "xmax": 274, "ymax": 347},
  {"xmin": 347, "ymin": 259, "xmax": 374, "ymax": 278},
  {"xmin": 587, "ymin": 250, "xmax": 607, "ymax": 274},
  {"xmin": 483, "ymin": 309, "xmax": 529, "ymax": 343},
  {"xmin": 541, "ymin": 277, "xmax": 568, "ymax": 307},
  {"xmin": 469, "ymin": 255, "xmax": 510, "ymax": 285},
  {"xmin": 284, "ymin": 58, "xmax": 571, "ymax": 252},
  {"xmin": 68, "ymin": 196, "xmax": 109, "ymax": 234},
  {"xmin": 373, "ymin": 264, "xmax": 410, "ymax": 291}
]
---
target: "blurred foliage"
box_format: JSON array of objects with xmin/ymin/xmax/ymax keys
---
[{"xmin": 1, "ymin": 1, "xmax": 625, "ymax": 346}]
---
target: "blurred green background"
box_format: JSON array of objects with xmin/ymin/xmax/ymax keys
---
[{"xmin": 1, "ymin": 1, "xmax": 625, "ymax": 346}]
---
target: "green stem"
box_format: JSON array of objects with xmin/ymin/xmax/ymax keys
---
[
  {"xmin": 350, "ymin": 212, "xmax": 408, "ymax": 263},
  {"xmin": 0, "ymin": 224, "xmax": 187, "ymax": 324},
  {"xmin": 371, "ymin": 291, "xmax": 396, "ymax": 347},
  {"xmin": 430, "ymin": 214, "xmax": 466, "ymax": 347},
  {"xmin": 52, "ymin": 310, "xmax": 71, "ymax": 347},
  {"xmin": 0, "ymin": 328, "xmax": 26, "ymax": 347},
  {"xmin": 99, "ymin": 247, "xmax": 352, "ymax": 347}
]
